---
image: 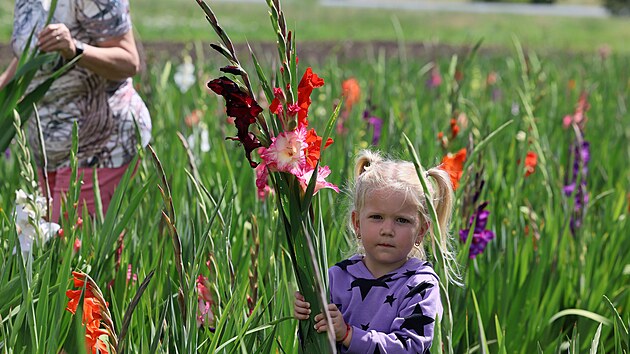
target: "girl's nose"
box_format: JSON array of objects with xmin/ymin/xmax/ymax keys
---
[{"xmin": 380, "ymin": 219, "xmax": 394, "ymax": 236}]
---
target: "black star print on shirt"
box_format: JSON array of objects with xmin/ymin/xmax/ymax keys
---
[
  {"xmin": 404, "ymin": 281, "xmax": 434, "ymax": 300},
  {"xmin": 349, "ymin": 278, "xmax": 390, "ymax": 300},
  {"xmin": 361, "ymin": 323, "xmax": 370, "ymax": 330},
  {"xmin": 373, "ymin": 345, "xmax": 381, "ymax": 354},
  {"xmin": 384, "ymin": 294, "xmax": 396, "ymax": 306},
  {"xmin": 400, "ymin": 304, "xmax": 434, "ymax": 336},
  {"xmin": 335, "ymin": 259, "xmax": 361, "ymax": 271},
  {"xmin": 403, "ymin": 269, "xmax": 420, "ymax": 277}
]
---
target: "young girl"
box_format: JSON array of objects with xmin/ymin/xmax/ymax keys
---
[{"xmin": 294, "ymin": 149, "xmax": 458, "ymax": 353}]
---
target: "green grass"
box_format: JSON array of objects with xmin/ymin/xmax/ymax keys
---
[
  {"xmin": 138, "ymin": 2, "xmax": 630, "ymax": 54},
  {"xmin": 1, "ymin": 1, "xmax": 630, "ymax": 54}
]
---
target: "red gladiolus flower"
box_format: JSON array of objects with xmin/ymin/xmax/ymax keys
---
[
  {"xmin": 269, "ymin": 99, "xmax": 282, "ymax": 115},
  {"xmin": 208, "ymin": 76, "xmax": 264, "ymax": 167},
  {"xmin": 450, "ymin": 118, "xmax": 460, "ymax": 139},
  {"xmin": 296, "ymin": 67, "xmax": 324, "ymax": 128},
  {"xmin": 440, "ymin": 148, "xmax": 467, "ymax": 190},
  {"xmin": 524, "ymin": 151, "xmax": 537, "ymax": 177},
  {"xmin": 304, "ymin": 128, "xmax": 333, "ymax": 169}
]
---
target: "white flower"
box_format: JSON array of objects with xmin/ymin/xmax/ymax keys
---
[
  {"xmin": 174, "ymin": 57, "xmax": 196, "ymax": 93},
  {"xmin": 516, "ymin": 131, "xmax": 527, "ymax": 142},
  {"xmin": 187, "ymin": 134, "xmax": 196, "ymax": 150},
  {"xmin": 14, "ymin": 189, "xmax": 59, "ymax": 255},
  {"xmin": 200, "ymin": 123, "xmax": 210, "ymax": 153}
]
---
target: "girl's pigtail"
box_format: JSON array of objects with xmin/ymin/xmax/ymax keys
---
[
  {"xmin": 426, "ymin": 167, "xmax": 461, "ymax": 286},
  {"xmin": 426, "ymin": 167, "xmax": 454, "ymax": 234},
  {"xmin": 354, "ymin": 149, "xmax": 382, "ymax": 180}
]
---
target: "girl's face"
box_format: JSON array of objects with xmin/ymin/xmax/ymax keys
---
[{"xmin": 352, "ymin": 189, "xmax": 427, "ymax": 278}]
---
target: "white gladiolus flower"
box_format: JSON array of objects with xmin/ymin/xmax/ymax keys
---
[
  {"xmin": 174, "ymin": 57, "xmax": 196, "ymax": 93},
  {"xmin": 14, "ymin": 189, "xmax": 60, "ymax": 254},
  {"xmin": 200, "ymin": 123, "xmax": 210, "ymax": 153},
  {"xmin": 187, "ymin": 123, "xmax": 211, "ymax": 153}
]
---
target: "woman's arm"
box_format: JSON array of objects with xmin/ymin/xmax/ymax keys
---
[
  {"xmin": 0, "ymin": 57, "xmax": 19, "ymax": 90},
  {"xmin": 37, "ymin": 23, "xmax": 139, "ymax": 81}
]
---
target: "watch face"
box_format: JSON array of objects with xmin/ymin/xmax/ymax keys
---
[{"xmin": 74, "ymin": 40, "xmax": 84, "ymax": 57}]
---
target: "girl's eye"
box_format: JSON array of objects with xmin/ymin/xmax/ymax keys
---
[
  {"xmin": 396, "ymin": 217, "xmax": 410, "ymax": 224},
  {"xmin": 369, "ymin": 215, "xmax": 382, "ymax": 220}
]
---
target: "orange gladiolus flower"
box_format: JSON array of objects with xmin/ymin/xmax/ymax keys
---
[
  {"xmin": 185, "ymin": 109, "xmax": 203, "ymax": 127},
  {"xmin": 66, "ymin": 271, "xmax": 112, "ymax": 354},
  {"xmin": 524, "ymin": 151, "xmax": 538, "ymax": 177},
  {"xmin": 341, "ymin": 78, "xmax": 361, "ymax": 111},
  {"xmin": 85, "ymin": 328, "xmax": 110, "ymax": 354},
  {"xmin": 65, "ymin": 289, "xmax": 83, "ymax": 314},
  {"xmin": 440, "ymin": 148, "xmax": 467, "ymax": 190}
]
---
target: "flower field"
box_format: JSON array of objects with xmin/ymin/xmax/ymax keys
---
[{"xmin": 1, "ymin": 1, "xmax": 629, "ymax": 353}]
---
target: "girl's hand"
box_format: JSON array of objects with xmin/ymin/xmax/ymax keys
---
[
  {"xmin": 293, "ymin": 291, "xmax": 311, "ymax": 320},
  {"xmin": 37, "ymin": 23, "xmax": 76, "ymax": 60},
  {"xmin": 314, "ymin": 304, "xmax": 351, "ymax": 343}
]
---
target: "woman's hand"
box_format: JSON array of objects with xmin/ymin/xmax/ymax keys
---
[
  {"xmin": 314, "ymin": 304, "xmax": 351, "ymax": 344},
  {"xmin": 36, "ymin": 23, "xmax": 139, "ymax": 81},
  {"xmin": 293, "ymin": 291, "xmax": 311, "ymax": 320},
  {"xmin": 37, "ymin": 23, "xmax": 76, "ymax": 60}
]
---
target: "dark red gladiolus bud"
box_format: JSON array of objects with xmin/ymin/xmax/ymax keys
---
[{"xmin": 208, "ymin": 77, "xmax": 264, "ymax": 167}]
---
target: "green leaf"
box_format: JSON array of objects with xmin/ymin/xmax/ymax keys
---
[{"xmin": 548, "ymin": 309, "xmax": 612, "ymax": 326}]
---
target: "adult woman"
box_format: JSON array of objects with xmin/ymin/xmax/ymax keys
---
[{"xmin": 0, "ymin": 0, "xmax": 152, "ymax": 221}]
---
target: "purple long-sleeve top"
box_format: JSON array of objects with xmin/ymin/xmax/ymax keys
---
[{"xmin": 329, "ymin": 254, "xmax": 442, "ymax": 353}]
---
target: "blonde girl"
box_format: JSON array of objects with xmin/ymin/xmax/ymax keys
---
[{"xmin": 294, "ymin": 149, "xmax": 458, "ymax": 353}]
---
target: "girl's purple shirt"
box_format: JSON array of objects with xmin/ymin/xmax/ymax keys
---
[{"xmin": 329, "ymin": 254, "xmax": 442, "ymax": 353}]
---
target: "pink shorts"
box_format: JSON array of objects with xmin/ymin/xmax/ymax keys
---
[{"xmin": 38, "ymin": 163, "xmax": 132, "ymax": 222}]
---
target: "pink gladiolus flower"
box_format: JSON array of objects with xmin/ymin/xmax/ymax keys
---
[
  {"xmin": 260, "ymin": 129, "xmax": 307, "ymax": 175},
  {"xmin": 197, "ymin": 275, "xmax": 213, "ymax": 302},
  {"xmin": 73, "ymin": 238, "xmax": 81, "ymax": 253},
  {"xmin": 196, "ymin": 275, "xmax": 215, "ymax": 328},
  {"xmin": 563, "ymin": 115, "xmax": 573, "ymax": 129},
  {"xmin": 255, "ymin": 162, "xmax": 273, "ymax": 200},
  {"xmin": 197, "ymin": 298, "xmax": 214, "ymax": 327},
  {"xmin": 297, "ymin": 166, "xmax": 339, "ymax": 194},
  {"xmin": 287, "ymin": 103, "xmax": 301, "ymax": 116}
]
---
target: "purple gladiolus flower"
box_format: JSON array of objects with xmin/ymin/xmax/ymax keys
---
[
  {"xmin": 459, "ymin": 201, "xmax": 495, "ymax": 259},
  {"xmin": 564, "ymin": 140, "xmax": 590, "ymax": 235},
  {"xmin": 491, "ymin": 88, "xmax": 502, "ymax": 102},
  {"xmin": 362, "ymin": 109, "xmax": 383, "ymax": 145}
]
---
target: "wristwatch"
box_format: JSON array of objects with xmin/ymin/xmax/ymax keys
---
[{"xmin": 72, "ymin": 39, "xmax": 85, "ymax": 60}]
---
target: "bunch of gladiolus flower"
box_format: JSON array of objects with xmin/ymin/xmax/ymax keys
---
[
  {"xmin": 207, "ymin": 64, "xmax": 338, "ymax": 198},
  {"xmin": 66, "ymin": 271, "xmax": 117, "ymax": 354},
  {"xmin": 196, "ymin": 0, "xmax": 340, "ymax": 351}
]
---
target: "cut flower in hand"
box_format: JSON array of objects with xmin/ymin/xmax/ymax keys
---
[{"xmin": 197, "ymin": 0, "xmax": 341, "ymax": 351}]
